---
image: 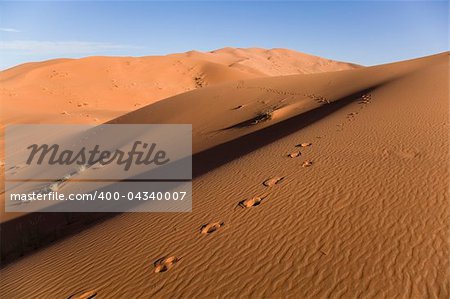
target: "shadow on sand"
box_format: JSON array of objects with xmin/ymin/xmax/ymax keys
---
[{"xmin": 1, "ymin": 86, "xmax": 377, "ymax": 266}]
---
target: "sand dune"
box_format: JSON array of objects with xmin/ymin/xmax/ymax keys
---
[
  {"xmin": 0, "ymin": 48, "xmax": 357, "ymax": 222},
  {"xmin": 0, "ymin": 48, "xmax": 358, "ymax": 125},
  {"xmin": 1, "ymin": 52, "xmax": 448, "ymax": 298}
]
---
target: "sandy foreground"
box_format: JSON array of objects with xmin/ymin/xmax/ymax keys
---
[{"xmin": 0, "ymin": 51, "xmax": 449, "ymax": 298}]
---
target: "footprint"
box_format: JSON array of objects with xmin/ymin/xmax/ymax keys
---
[
  {"xmin": 154, "ymin": 256, "xmax": 179, "ymax": 273},
  {"xmin": 296, "ymin": 142, "xmax": 312, "ymax": 148},
  {"xmin": 232, "ymin": 105, "xmax": 244, "ymax": 110},
  {"xmin": 263, "ymin": 176, "xmax": 284, "ymax": 187},
  {"xmin": 6, "ymin": 163, "xmax": 27, "ymax": 175},
  {"xmin": 319, "ymin": 244, "xmax": 331, "ymax": 256},
  {"xmin": 359, "ymin": 94, "xmax": 372, "ymax": 105},
  {"xmin": 307, "ymin": 94, "xmax": 330, "ymax": 104},
  {"xmin": 288, "ymin": 151, "xmax": 301, "ymax": 158},
  {"xmin": 302, "ymin": 161, "xmax": 313, "ymax": 167},
  {"xmin": 237, "ymin": 194, "xmax": 269, "ymax": 208},
  {"xmin": 68, "ymin": 290, "xmax": 97, "ymax": 299},
  {"xmin": 200, "ymin": 222, "xmax": 224, "ymax": 234},
  {"xmin": 223, "ymin": 110, "xmax": 273, "ymax": 129}
]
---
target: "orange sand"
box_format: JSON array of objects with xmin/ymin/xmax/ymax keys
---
[{"xmin": 0, "ymin": 50, "xmax": 448, "ymax": 298}]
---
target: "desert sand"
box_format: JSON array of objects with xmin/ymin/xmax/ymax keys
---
[
  {"xmin": 0, "ymin": 50, "xmax": 448, "ymax": 298},
  {"xmin": 0, "ymin": 47, "xmax": 358, "ymax": 125},
  {"xmin": 0, "ymin": 48, "xmax": 357, "ymax": 223}
]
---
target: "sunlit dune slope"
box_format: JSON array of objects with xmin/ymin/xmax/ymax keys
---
[
  {"xmin": 0, "ymin": 47, "xmax": 358, "ymax": 125},
  {"xmin": 1, "ymin": 52, "xmax": 447, "ymax": 298}
]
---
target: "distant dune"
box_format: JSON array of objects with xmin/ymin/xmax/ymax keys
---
[
  {"xmin": 0, "ymin": 48, "xmax": 358, "ymax": 125},
  {"xmin": 1, "ymin": 52, "xmax": 447, "ymax": 298}
]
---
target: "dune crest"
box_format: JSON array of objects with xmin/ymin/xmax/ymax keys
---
[
  {"xmin": 0, "ymin": 52, "xmax": 448, "ymax": 298},
  {"xmin": 0, "ymin": 48, "xmax": 358, "ymax": 125}
]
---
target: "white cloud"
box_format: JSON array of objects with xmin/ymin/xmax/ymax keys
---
[
  {"xmin": 0, "ymin": 28, "xmax": 21, "ymax": 33},
  {"xmin": 0, "ymin": 40, "xmax": 142, "ymax": 54}
]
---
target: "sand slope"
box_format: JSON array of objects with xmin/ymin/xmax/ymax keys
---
[
  {"xmin": 0, "ymin": 52, "xmax": 448, "ymax": 298},
  {"xmin": 0, "ymin": 48, "xmax": 357, "ymax": 221},
  {"xmin": 0, "ymin": 48, "xmax": 358, "ymax": 125}
]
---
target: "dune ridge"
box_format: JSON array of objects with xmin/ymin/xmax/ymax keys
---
[
  {"xmin": 0, "ymin": 52, "xmax": 448, "ymax": 298},
  {"xmin": 0, "ymin": 48, "xmax": 358, "ymax": 125}
]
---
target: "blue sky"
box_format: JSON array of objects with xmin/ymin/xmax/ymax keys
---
[{"xmin": 0, "ymin": 1, "xmax": 448, "ymax": 70}]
